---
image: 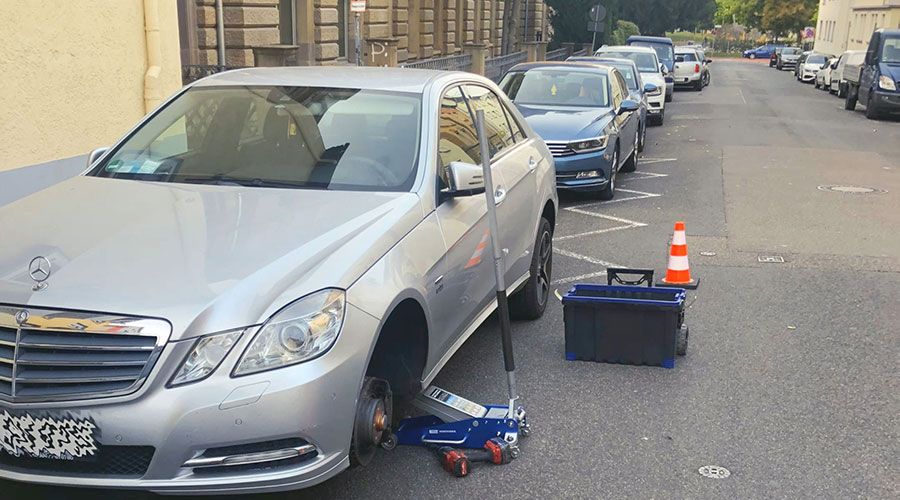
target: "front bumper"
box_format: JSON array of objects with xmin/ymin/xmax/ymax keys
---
[
  {"xmin": 800, "ymin": 70, "xmax": 817, "ymax": 82},
  {"xmin": 0, "ymin": 303, "xmax": 377, "ymax": 495},
  {"xmin": 553, "ymin": 149, "xmax": 614, "ymax": 192},
  {"xmin": 871, "ymin": 89, "xmax": 900, "ymax": 113}
]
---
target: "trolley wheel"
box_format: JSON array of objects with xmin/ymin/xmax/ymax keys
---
[
  {"xmin": 380, "ymin": 433, "xmax": 398, "ymax": 451},
  {"xmin": 676, "ymin": 325, "xmax": 689, "ymax": 356}
]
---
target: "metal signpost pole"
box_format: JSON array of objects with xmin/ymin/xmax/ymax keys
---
[
  {"xmin": 355, "ymin": 13, "xmax": 361, "ymax": 66},
  {"xmin": 474, "ymin": 109, "xmax": 518, "ymax": 417}
]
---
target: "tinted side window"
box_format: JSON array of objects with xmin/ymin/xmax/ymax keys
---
[
  {"xmin": 462, "ymin": 85, "xmax": 514, "ymax": 158},
  {"xmin": 438, "ymin": 86, "xmax": 481, "ymax": 184}
]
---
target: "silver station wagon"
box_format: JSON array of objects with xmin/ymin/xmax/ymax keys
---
[{"xmin": 0, "ymin": 67, "xmax": 557, "ymax": 494}]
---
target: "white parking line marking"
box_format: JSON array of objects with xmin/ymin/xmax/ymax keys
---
[
  {"xmin": 563, "ymin": 207, "xmax": 646, "ymax": 224},
  {"xmin": 553, "ymin": 247, "xmax": 621, "ymax": 267},
  {"xmin": 738, "ymin": 88, "xmax": 748, "ymax": 104},
  {"xmin": 638, "ymin": 158, "xmax": 678, "ymax": 166},
  {"xmin": 551, "ymin": 270, "xmax": 609, "ymax": 285},
  {"xmin": 624, "ymin": 171, "xmax": 668, "ymax": 180},
  {"xmin": 554, "ymin": 223, "xmax": 644, "ymax": 241}
]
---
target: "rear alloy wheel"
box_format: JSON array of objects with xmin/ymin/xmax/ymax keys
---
[
  {"xmin": 621, "ymin": 132, "xmax": 639, "ymax": 173},
  {"xmin": 598, "ymin": 147, "xmax": 618, "ymax": 201},
  {"xmin": 350, "ymin": 377, "xmax": 393, "ymax": 466},
  {"xmin": 509, "ymin": 217, "xmax": 553, "ymax": 320},
  {"xmin": 749, "ymin": 53, "xmax": 756, "ymax": 59}
]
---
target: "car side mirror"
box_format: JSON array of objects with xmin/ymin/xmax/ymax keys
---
[
  {"xmin": 643, "ymin": 82, "xmax": 659, "ymax": 94},
  {"xmin": 660, "ymin": 64, "xmax": 668, "ymax": 75},
  {"xmin": 445, "ymin": 161, "xmax": 486, "ymax": 197},
  {"xmin": 618, "ymin": 99, "xmax": 640, "ymax": 115},
  {"xmin": 706, "ymin": 59, "xmax": 713, "ymax": 64},
  {"xmin": 87, "ymin": 147, "xmax": 109, "ymax": 168}
]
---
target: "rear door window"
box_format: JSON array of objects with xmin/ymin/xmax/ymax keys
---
[{"xmin": 438, "ymin": 86, "xmax": 482, "ymax": 183}]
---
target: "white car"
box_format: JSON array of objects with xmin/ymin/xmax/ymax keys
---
[
  {"xmin": 815, "ymin": 57, "xmax": 839, "ymax": 90},
  {"xmin": 830, "ymin": 50, "xmax": 866, "ymax": 97},
  {"xmin": 798, "ymin": 53, "xmax": 830, "ymax": 83},
  {"xmin": 674, "ymin": 47, "xmax": 709, "ymax": 91},
  {"xmin": 595, "ymin": 45, "xmax": 667, "ymax": 125}
]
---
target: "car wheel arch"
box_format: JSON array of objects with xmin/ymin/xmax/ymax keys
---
[{"xmin": 363, "ymin": 295, "xmax": 430, "ymax": 401}]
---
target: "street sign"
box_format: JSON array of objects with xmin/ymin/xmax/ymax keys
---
[
  {"xmin": 588, "ymin": 3, "xmax": 606, "ymax": 33},
  {"xmin": 350, "ymin": 0, "xmax": 366, "ymax": 13},
  {"xmin": 587, "ymin": 20, "xmax": 605, "ymax": 33}
]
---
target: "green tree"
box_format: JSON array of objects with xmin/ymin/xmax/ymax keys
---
[
  {"xmin": 546, "ymin": 0, "xmax": 620, "ymax": 49},
  {"xmin": 761, "ymin": 0, "xmax": 817, "ymax": 41},
  {"xmin": 620, "ymin": 0, "xmax": 717, "ymax": 35},
  {"xmin": 610, "ymin": 20, "xmax": 641, "ymax": 45}
]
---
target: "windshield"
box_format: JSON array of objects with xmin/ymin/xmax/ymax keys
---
[
  {"xmin": 630, "ymin": 41, "xmax": 674, "ymax": 64},
  {"xmin": 597, "ymin": 50, "xmax": 658, "ymax": 72},
  {"xmin": 881, "ymin": 37, "xmax": 900, "ymax": 63},
  {"xmin": 807, "ymin": 54, "xmax": 827, "ymax": 64},
  {"xmin": 783, "ymin": 48, "xmax": 800, "ymax": 55},
  {"xmin": 500, "ymin": 69, "xmax": 610, "ymax": 107},
  {"xmin": 89, "ymin": 86, "xmax": 422, "ymax": 191}
]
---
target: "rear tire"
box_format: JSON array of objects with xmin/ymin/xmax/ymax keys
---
[
  {"xmin": 693, "ymin": 79, "xmax": 703, "ymax": 91},
  {"xmin": 621, "ymin": 133, "xmax": 639, "ymax": 173},
  {"xmin": 845, "ymin": 86, "xmax": 858, "ymax": 110},
  {"xmin": 509, "ymin": 217, "xmax": 553, "ymax": 320},
  {"xmin": 837, "ymin": 83, "xmax": 847, "ymax": 98}
]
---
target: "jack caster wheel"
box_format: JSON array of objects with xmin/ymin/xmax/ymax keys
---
[{"xmin": 381, "ymin": 433, "xmax": 398, "ymax": 451}]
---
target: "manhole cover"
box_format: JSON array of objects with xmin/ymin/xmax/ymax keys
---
[
  {"xmin": 699, "ymin": 465, "xmax": 731, "ymax": 478},
  {"xmin": 758, "ymin": 255, "xmax": 785, "ymax": 263},
  {"xmin": 817, "ymin": 185, "xmax": 885, "ymax": 194}
]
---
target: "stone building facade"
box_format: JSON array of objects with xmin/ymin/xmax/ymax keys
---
[{"xmin": 179, "ymin": 0, "xmax": 547, "ymax": 67}]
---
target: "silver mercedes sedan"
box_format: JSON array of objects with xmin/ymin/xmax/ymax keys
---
[{"xmin": 0, "ymin": 67, "xmax": 557, "ymax": 494}]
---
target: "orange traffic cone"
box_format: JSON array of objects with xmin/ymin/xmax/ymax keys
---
[{"xmin": 658, "ymin": 221, "xmax": 699, "ymax": 289}]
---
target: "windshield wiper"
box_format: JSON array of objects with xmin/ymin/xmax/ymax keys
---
[{"xmin": 180, "ymin": 174, "xmax": 326, "ymax": 189}]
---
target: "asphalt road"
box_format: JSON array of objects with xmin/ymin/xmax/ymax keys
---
[{"xmin": 6, "ymin": 59, "xmax": 899, "ymax": 499}]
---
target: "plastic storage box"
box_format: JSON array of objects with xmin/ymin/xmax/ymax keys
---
[{"xmin": 562, "ymin": 270, "xmax": 687, "ymax": 368}]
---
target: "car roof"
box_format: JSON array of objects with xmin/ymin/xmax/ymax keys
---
[
  {"xmin": 568, "ymin": 56, "xmax": 637, "ymax": 68},
  {"xmin": 598, "ymin": 45, "xmax": 656, "ymax": 54},
  {"xmin": 192, "ymin": 66, "xmax": 454, "ymax": 93},
  {"xmin": 875, "ymin": 28, "xmax": 900, "ymax": 36},
  {"xmin": 627, "ymin": 35, "xmax": 674, "ymax": 45},
  {"xmin": 508, "ymin": 61, "xmax": 613, "ymax": 74}
]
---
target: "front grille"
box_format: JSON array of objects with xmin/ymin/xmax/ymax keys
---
[
  {"xmin": 546, "ymin": 142, "xmax": 576, "ymax": 158},
  {"xmin": 0, "ymin": 306, "xmax": 169, "ymax": 402},
  {"xmin": 0, "ymin": 445, "xmax": 154, "ymax": 477}
]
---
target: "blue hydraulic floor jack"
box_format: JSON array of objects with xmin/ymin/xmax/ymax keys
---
[{"xmin": 389, "ymin": 110, "xmax": 530, "ymax": 477}]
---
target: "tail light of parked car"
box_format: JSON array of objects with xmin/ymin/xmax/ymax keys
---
[{"xmin": 694, "ymin": 64, "xmax": 700, "ymax": 73}]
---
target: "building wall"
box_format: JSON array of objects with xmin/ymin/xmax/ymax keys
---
[
  {"xmin": 192, "ymin": 0, "xmax": 545, "ymax": 66},
  {"xmin": 814, "ymin": 0, "xmax": 853, "ymax": 55},
  {"xmin": 848, "ymin": 0, "xmax": 900, "ymax": 50},
  {"xmin": 0, "ymin": 0, "xmax": 183, "ymax": 172}
]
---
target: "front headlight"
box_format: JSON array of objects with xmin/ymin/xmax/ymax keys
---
[
  {"xmin": 647, "ymin": 86, "xmax": 662, "ymax": 96},
  {"xmin": 169, "ymin": 329, "xmax": 244, "ymax": 386},
  {"xmin": 878, "ymin": 75, "xmax": 897, "ymax": 91},
  {"xmin": 568, "ymin": 135, "xmax": 608, "ymax": 153},
  {"xmin": 234, "ymin": 289, "xmax": 345, "ymax": 376}
]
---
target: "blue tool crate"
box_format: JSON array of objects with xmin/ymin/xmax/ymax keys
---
[{"xmin": 561, "ymin": 279, "xmax": 687, "ymax": 368}]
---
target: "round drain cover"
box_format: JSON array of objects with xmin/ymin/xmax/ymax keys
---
[
  {"xmin": 698, "ymin": 465, "xmax": 731, "ymax": 478},
  {"xmin": 817, "ymin": 185, "xmax": 884, "ymax": 194}
]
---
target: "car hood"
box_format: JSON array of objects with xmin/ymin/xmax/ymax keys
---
[
  {"xmin": 639, "ymin": 72, "xmax": 666, "ymax": 87},
  {"xmin": 0, "ymin": 176, "xmax": 423, "ymax": 339},
  {"xmin": 515, "ymin": 104, "xmax": 613, "ymax": 141},
  {"xmin": 782, "ymin": 55, "xmax": 800, "ymax": 61}
]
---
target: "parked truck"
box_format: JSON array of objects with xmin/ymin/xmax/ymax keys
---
[{"xmin": 844, "ymin": 28, "xmax": 900, "ymax": 120}]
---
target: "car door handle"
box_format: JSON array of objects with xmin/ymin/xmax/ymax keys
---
[
  {"xmin": 528, "ymin": 157, "xmax": 538, "ymax": 171},
  {"xmin": 494, "ymin": 187, "xmax": 507, "ymax": 205}
]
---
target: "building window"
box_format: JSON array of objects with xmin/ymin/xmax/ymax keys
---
[
  {"xmin": 278, "ymin": 0, "xmax": 295, "ymax": 44},
  {"xmin": 338, "ymin": 0, "xmax": 348, "ymax": 58}
]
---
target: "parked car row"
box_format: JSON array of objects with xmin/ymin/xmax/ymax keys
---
[
  {"xmin": 776, "ymin": 28, "xmax": 899, "ymax": 120},
  {"xmin": 496, "ymin": 36, "xmax": 708, "ymax": 201}
]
